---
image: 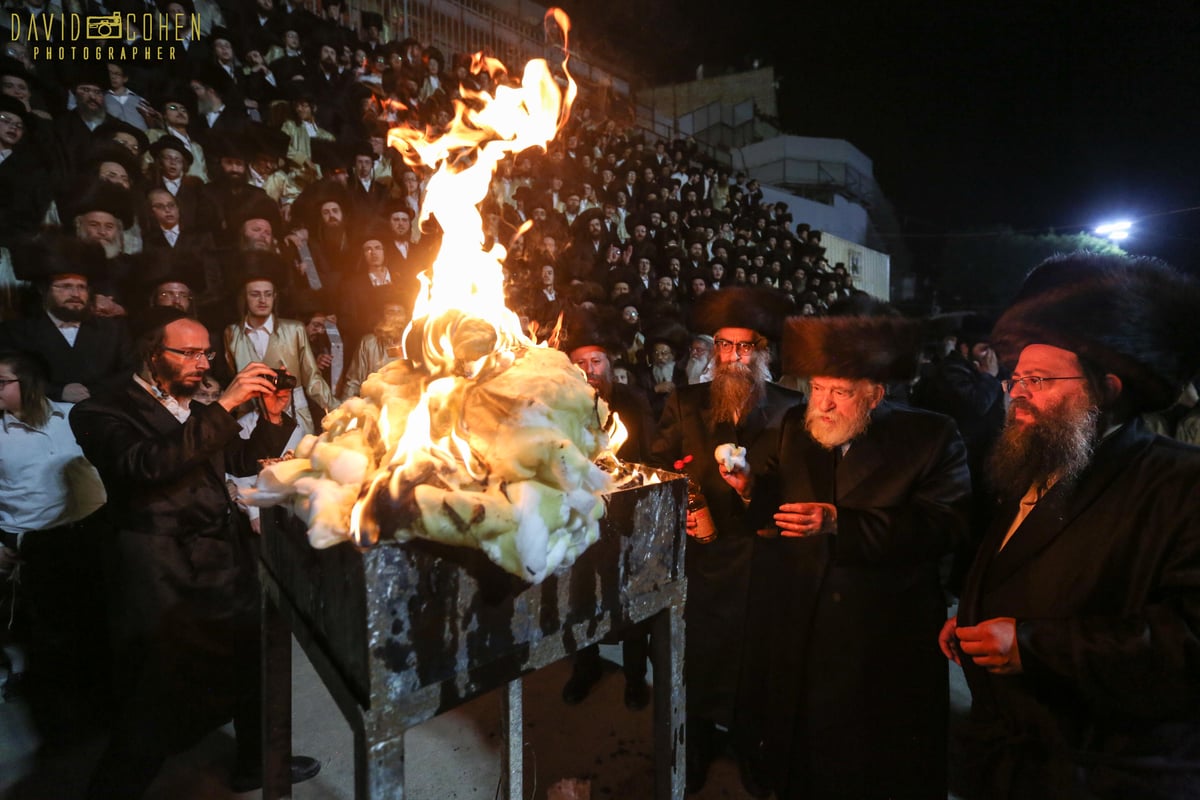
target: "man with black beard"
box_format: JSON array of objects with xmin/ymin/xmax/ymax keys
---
[
  {"xmin": 558, "ymin": 306, "xmax": 656, "ymax": 709},
  {"xmin": 940, "ymin": 253, "xmax": 1200, "ymax": 800},
  {"xmin": 69, "ymin": 307, "xmax": 321, "ymax": 798},
  {"xmin": 723, "ymin": 309, "xmax": 971, "ymax": 800},
  {"xmin": 0, "ymin": 236, "xmax": 134, "ymax": 403},
  {"xmin": 650, "ymin": 287, "xmax": 801, "ymax": 795}
]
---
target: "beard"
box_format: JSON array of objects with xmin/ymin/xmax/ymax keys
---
[
  {"xmin": 652, "ymin": 361, "xmax": 675, "ymax": 384},
  {"xmin": 709, "ymin": 350, "xmax": 770, "ymax": 425},
  {"xmin": 986, "ymin": 394, "xmax": 1099, "ymax": 498},
  {"xmin": 805, "ymin": 394, "xmax": 874, "ymax": 450},
  {"xmin": 685, "ymin": 356, "xmax": 710, "ymax": 384},
  {"xmin": 152, "ymin": 354, "xmax": 202, "ymax": 398},
  {"xmin": 50, "ymin": 301, "xmax": 88, "ymax": 322}
]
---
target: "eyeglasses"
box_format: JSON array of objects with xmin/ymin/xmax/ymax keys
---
[
  {"xmin": 0, "ymin": 113, "xmax": 23, "ymax": 129},
  {"xmin": 164, "ymin": 103, "xmax": 185, "ymax": 111},
  {"xmin": 49, "ymin": 282, "xmax": 88, "ymax": 293},
  {"xmin": 157, "ymin": 290, "xmax": 192, "ymax": 301},
  {"xmin": 713, "ymin": 338, "xmax": 761, "ymax": 356},
  {"xmin": 162, "ymin": 347, "xmax": 215, "ymax": 363},
  {"xmin": 1001, "ymin": 375, "xmax": 1087, "ymax": 393},
  {"xmin": 0, "ymin": 378, "xmax": 19, "ymax": 388}
]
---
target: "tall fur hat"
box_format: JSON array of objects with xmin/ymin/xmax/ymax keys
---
[
  {"xmin": 11, "ymin": 235, "xmax": 108, "ymax": 284},
  {"xmin": 689, "ymin": 286, "xmax": 794, "ymax": 341},
  {"xmin": 783, "ymin": 298, "xmax": 922, "ymax": 382},
  {"xmin": 990, "ymin": 251, "xmax": 1200, "ymax": 412},
  {"xmin": 560, "ymin": 305, "xmax": 621, "ymax": 357}
]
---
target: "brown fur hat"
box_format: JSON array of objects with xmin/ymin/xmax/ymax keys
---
[
  {"xmin": 560, "ymin": 305, "xmax": 621, "ymax": 357},
  {"xmin": 783, "ymin": 315, "xmax": 922, "ymax": 381},
  {"xmin": 991, "ymin": 251, "xmax": 1200, "ymax": 412},
  {"xmin": 689, "ymin": 286, "xmax": 794, "ymax": 341}
]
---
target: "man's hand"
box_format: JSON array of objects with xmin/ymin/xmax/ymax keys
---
[
  {"xmin": 955, "ymin": 617, "xmax": 1023, "ymax": 674},
  {"xmin": 62, "ymin": 383, "xmax": 91, "ymax": 403},
  {"xmin": 316, "ymin": 353, "xmax": 333, "ymax": 370},
  {"xmin": 775, "ymin": 502, "xmax": 837, "ymax": 537},
  {"xmin": 938, "ymin": 615, "xmax": 961, "ymax": 664},
  {"xmin": 717, "ymin": 463, "xmax": 752, "ymax": 500},
  {"xmin": 973, "ymin": 346, "xmax": 1000, "ymax": 377},
  {"xmin": 219, "ymin": 362, "xmax": 289, "ymax": 421},
  {"xmin": 285, "ymin": 227, "xmax": 310, "ymax": 248},
  {"xmin": 653, "ymin": 381, "xmax": 675, "ymax": 394},
  {"xmin": 92, "ymin": 294, "xmax": 127, "ymax": 317}
]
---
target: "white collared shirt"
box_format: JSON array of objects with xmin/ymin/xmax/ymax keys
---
[
  {"xmin": 46, "ymin": 310, "xmax": 80, "ymax": 346},
  {"xmin": 243, "ymin": 313, "xmax": 275, "ymax": 360},
  {"xmin": 134, "ymin": 373, "xmax": 191, "ymax": 423},
  {"xmin": 164, "ymin": 176, "xmax": 182, "ymax": 196},
  {"xmin": 0, "ymin": 402, "xmax": 106, "ymax": 538},
  {"xmin": 205, "ymin": 104, "xmax": 225, "ymax": 127},
  {"xmin": 163, "ymin": 225, "xmax": 180, "ymax": 246}
]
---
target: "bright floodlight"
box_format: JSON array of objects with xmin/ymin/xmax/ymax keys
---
[{"xmin": 1095, "ymin": 220, "xmax": 1133, "ymax": 240}]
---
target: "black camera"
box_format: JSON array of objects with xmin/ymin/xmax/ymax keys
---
[{"xmin": 269, "ymin": 368, "xmax": 298, "ymax": 390}]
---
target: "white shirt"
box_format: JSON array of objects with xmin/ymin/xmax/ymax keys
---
[
  {"xmin": 134, "ymin": 373, "xmax": 191, "ymax": 423},
  {"xmin": 0, "ymin": 403, "xmax": 106, "ymax": 538},
  {"xmin": 163, "ymin": 225, "xmax": 180, "ymax": 246},
  {"xmin": 46, "ymin": 310, "xmax": 80, "ymax": 346},
  {"xmin": 205, "ymin": 104, "xmax": 225, "ymax": 127},
  {"xmin": 163, "ymin": 177, "xmax": 182, "ymax": 196},
  {"xmin": 243, "ymin": 313, "xmax": 275, "ymax": 360}
]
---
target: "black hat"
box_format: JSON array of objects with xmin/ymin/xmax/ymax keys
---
[
  {"xmin": 782, "ymin": 313, "xmax": 923, "ymax": 383},
  {"xmin": 93, "ymin": 119, "xmax": 151, "ymax": 157},
  {"xmin": 62, "ymin": 60, "xmax": 109, "ymax": 91},
  {"xmin": 69, "ymin": 180, "xmax": 136, "ymax": 228},
  {"xmin": 191, "ymin": 62, "xmax": 236, "ymax": 97},
  {"xmin": 561, "ymin": 305, "xmax": 621, "ymax": 357},
  {"xmin": 83, "ymin": 141, "xmax": 143, "ymax": 186},
  {"xmin": 245, "ymin": 123, "xmax": 289, "ymax": 162},
  {"xmin": 126, "ymin": 249, "xmax": 204, "ymax": 306},
  {"xmin": 361, "ymin": 12, "xmax": 384, "ymax": 31},
  {"xmin": 204, "ymin": 130, "xmax": 250, "ymax": 162},
  {"xmin": 643, "ymin": 318, "xmax": 690, "ymax": 359},
  {"xmin": 233, "ymin": 250, "xmax": 288, "ymax": 289},
  {"xmin": 570, "ymin": 207, "xmax": 606, "ymax": 236},
  {"xmin": 11, "ymin": 235, "xmax": 108, "ymax": 284},
  {"xmin": 228, "ymin": 192, "xmax": 281, "ymax": 240},
  {"xmin": 129, "ymin": 305, "xmax": 190, "ymax": 344},
  {"xmin": 284, "ymin": 79, "xmax": 317, "ymax": 106},
  {"xmin": 0, "ymin": 56, "xmax": 31, "ymax": 87},
  {"xmin": 0, "ymin": 94, "xmax": 32, "ymax": 127},
  {"xmin": 690, "ymin": 286, "xmax": 793, "ymax": 341},
  {"xmin": 354, "ymin": 219, "xmax": 393, "ymax": 252},
  {"xmin": 990, "ymin": 251, "xmax": 1200, "ymax": 413},
  {"xmin": 148, "ymin": 135, "xmax": 195, "ymax": 166}
]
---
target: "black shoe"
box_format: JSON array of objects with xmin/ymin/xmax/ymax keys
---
[
  {"xmin": 736, "ymin": 748, "xmax": 772, "ymax": 799},
  {"xmin": 229, "ymin": 755, "xmax": 321, "ymax": 792},
  {"xmin": 561, "ymin": 662, "xmax": 603, "ymax": 705},
  {"xmin": 623, "ymin": 676, "xmax": 650, "ymax": 711}
]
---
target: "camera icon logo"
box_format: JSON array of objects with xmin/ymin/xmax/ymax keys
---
[{"xmin": 86, "ymin": 13, "xmax": 124, "ymax": 40}]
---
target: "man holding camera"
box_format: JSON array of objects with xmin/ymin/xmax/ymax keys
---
[
  {"xmin": 223, "ymin": 252, "xmax": 337, "ymax": 433},
  {"xmin": 69, "ymin": 307, "xmax": 320, "ymax": 797}
]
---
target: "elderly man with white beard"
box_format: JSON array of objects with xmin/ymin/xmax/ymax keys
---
[
  {"xmin": 940, "ymin": 253, "xmax": 1200, "ymax": 800},
  {"xmin": 650, "ymin": 286, "xmax": 801, "ymax": 796},
  {"xmin": 723, "ymin": 307, "xmax": 971, "ymax": 800}
]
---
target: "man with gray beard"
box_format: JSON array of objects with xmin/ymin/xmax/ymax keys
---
[
  {"xmin": 725, "ymin": 310, "xmax": 971, "ymax": 800},
  {"xmin": 650, "ymin": 287, "xmax": 801, "ymax": 796},
  {"xmin": 941, "ymin": 253, "xmax": 1200, "ymax": 800}
]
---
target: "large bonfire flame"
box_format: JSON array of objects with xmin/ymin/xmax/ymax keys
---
[{"xmin": 251, "ymin": 10, "xmax": 636, "ymax": 583}]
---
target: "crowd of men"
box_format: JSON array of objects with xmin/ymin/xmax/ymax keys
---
[{"xmin": 1, "ymin": 2, "xmax": 1200, "ymax": 800}]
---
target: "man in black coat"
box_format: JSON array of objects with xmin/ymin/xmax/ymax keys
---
[
  {"xmin": 69, "ymin": 307, "xmax": 319, "ymax": 798},
  {"xmin": 649, "ymin": 287, "xmax": 802, "ymax": 795},
  {"xmin": 941, "ymin": 253, "xmax": 1200, "ymax": 800},
  {"xmin": 0, "ymin": 237, "xmax": 135, "ymax": 403},
  {"xmin": 729, "ymin": 312, "xmax": 971, "ymax": 800}
]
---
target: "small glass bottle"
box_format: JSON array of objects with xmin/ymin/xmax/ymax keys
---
[{"xmin": 676, "ymin": 456, "xmax": 717, "ymax": 544}]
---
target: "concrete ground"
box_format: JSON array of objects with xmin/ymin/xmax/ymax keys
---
[{"xmin": 1, "ymin": 623, "xmax": 972, "ymax": 800}]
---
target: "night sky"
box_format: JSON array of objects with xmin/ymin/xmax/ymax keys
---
[{"xmin": 558, "ymin": 0, "xmax": 1200, "ymax": 272}]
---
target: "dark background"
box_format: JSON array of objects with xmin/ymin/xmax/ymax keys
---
[{"xmin": 558, "ymin": 0, "xmax": 1200, "ymax": 274}]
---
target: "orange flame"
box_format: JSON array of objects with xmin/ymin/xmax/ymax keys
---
[{"xmin": 350, "ymin": 9, "xmax": 578, "ymax": 546}]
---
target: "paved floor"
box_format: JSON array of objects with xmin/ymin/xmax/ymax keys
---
[{"xmin": 1, "ymin": 624, "xmax": 972, "ymax": 800}]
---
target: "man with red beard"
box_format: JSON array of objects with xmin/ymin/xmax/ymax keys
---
[
  {"xmin": 723, "ymin": 308, "xmax": 971, "ymax": 800},
  {"xmin": 940, "ymin": 253, "xmax": 1200, "ymax": 800},
  {"xmin": 69, "ymin": 307, "xmax": 320, "ymax": 798},
  {"xmin": 558, "ymin": 306, "xmax": 656, "ymax": 709},
  {"xmin": 650, "ymin": 286, "xmax": 802, "ymax": 796}
]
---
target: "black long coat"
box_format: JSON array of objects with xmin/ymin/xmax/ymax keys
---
[
  {"xmin": 69, "ymin": 383, "xmax": 294, "ymax": 740},
  {"xmin": 650, "ymin": 381, "xmax": 802, "ymax": 727},
  {"xmin": 0, "ymin": 313, "xmax": 135, "ymax": 402},
  {"xmin": 751, "ymin": 401, "xmax": 971, "ymax": 799},
  {"xmin": 958, "ymin": 420, "xmax": 1200, "ymax": 800}
]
